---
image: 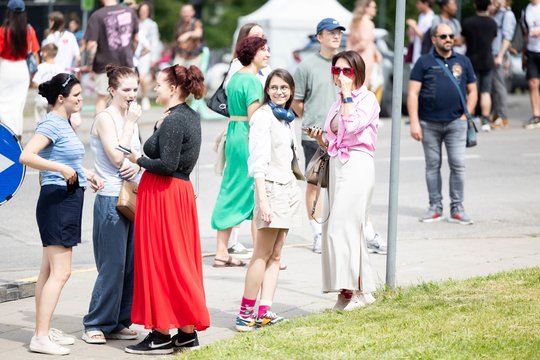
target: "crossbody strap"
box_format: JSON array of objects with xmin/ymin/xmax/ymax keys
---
[{"xmin": 430, "ymin": 52, "xmax": 471, "ymax": 119}]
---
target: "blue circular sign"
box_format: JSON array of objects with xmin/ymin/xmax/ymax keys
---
[{"xmin": 0, "ymin": 123, "xmax": 25, "ymax": 205}]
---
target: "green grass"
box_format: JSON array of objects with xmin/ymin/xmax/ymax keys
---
[{"xmin": 177, "ymin": 268, "xmax": 540, "ymax": 359}]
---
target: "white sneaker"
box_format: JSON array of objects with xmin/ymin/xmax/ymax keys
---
[
  {"xmin": 343, "ymin": 292, "xmax": 367, "ymax": 311},
  {"xmin": 361, "ymin": 293, "xmax": 376, "ymax": 305},
  {"xmin": 312, "ymin": 233, "xmax": 322, "ymax": 254},
  {"xmin": 367, "ymin": 233, "xmax": 387, "ymax": 255},
  {"xmin": 49, "ymin": 328, "xmax": 75, "ymax": 345},
  {"xmin": 30, "ymin": 335, "xmax": 70, "ymax": 355},
  {"xmin": 141, "ymin": 97, "xmax": 151, "ymax": 111},
  {"xmin": 227, "ymin": 242, "xmax": 253, "ymax": 259}
]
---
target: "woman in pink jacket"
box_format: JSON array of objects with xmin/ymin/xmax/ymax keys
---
[{"xmin": 307, "ymin": 50, "xmax": 379, "ymax": 312}]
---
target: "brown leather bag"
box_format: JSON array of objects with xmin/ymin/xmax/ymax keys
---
[
  {"xmin": 305, "ymin": 146, "xmax": 329, "ymax": 188},
  {"xmin": 116, "ymin": 181, "xmax": 138, "ymax": 221}
]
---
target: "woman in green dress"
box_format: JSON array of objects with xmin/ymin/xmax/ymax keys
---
[{"xmin": 211, "ymin": 36, "xmax": 270, "ymax": 267}]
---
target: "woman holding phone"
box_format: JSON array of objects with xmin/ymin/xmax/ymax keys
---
[
  {"xmin": 307, "ymin": 51, "xmax": 380, "ymax": 311},
  {"xmin": 20, "ymin": 73, "xmax": 103, "ymax": 355},
  {"xmin": 82, "ymin": 65, "xmax": 142, "ymax": 344}
]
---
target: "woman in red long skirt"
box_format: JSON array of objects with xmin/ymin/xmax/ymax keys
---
[{"xmin": 125, "ymin": 64, "xmax": 210, "ymax": 355}]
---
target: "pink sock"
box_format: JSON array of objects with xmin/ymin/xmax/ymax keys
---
[
  {"xmin": 239, "ymin": 297, "xmax": 256, "ymax": 318},
  {"xmin": 257, "ymin": 305, "xmax": 271, "ymax": 318},
  {"xmin": 341, "ymin": 289, "xmax": 353, "ymax": 300}
]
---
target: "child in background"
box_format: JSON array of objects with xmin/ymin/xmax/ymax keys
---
[{"xmin": 32, "ymin": 44, "xmax": 63, "ymax": 123}]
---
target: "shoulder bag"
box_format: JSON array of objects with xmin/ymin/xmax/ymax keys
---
[
  {"xmin": 305, "ymin": 145, "xmax": 330, "ymax": 223},
  {"xmin": 431, "ymin": 53, "xmax": 478, "ymax": 147},
  {"xmin": 101, "ymin": 109, "xmax": 139, "ymax": 221},
  {"xmin": 207, "ymin": 62, "xmax": 232, "ymax": 117},
  {"xmin": 26, "ymin": 26, "xmax": 37, "ymax": 75},
  {"xmin": 117, "ymin": 181, "xmax": 138, "ymax": 221}
]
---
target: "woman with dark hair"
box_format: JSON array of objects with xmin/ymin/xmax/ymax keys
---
[
  {"xmin": 125, "ymin": 64, "xmax": 209, "ymax": 355},
  {"xmin": 44, "ymin": 11, "xmax": 80, "ymax": 73},
  {"xmin": 218, "ymin": 23, "xmax": 271, "ymax": 260},
  {"xmin": 224, "ymin": 23, "xmax": 271, "ymax": 89},
  {"xmin": 235, "ymin": 69, "xmax": 301, "ymax": 331},
  {"xmin": 211, "ymin": 36, "xmax": 270, "ymax": 267},
  {"xmin": 0, "ymin": 0, "xmax": 39, "ymax": 140},
  {"xmin": 307, "ymin": 50, "xmax": 380, "ymax": 312},
  {"xmin": 19, "ymin": 73, "xmax": 104, "ymax": 355},
  {"xmin": 82, "ymin": 65, "xmax": 142, "ymax": 344}
]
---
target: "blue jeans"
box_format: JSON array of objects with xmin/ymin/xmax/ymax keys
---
[
  {"xmin": 83, "ymin": 195, "xmax": 134, "ymax": 334},
  {"xmin": 420, "ymin": 119, "xmax": 467, "ymax": 208}
]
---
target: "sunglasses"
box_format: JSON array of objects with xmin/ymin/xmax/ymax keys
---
[
  {"xmin": 437, "ymin": 34, "xmax": 455, "ymax": 40},
  {"xmin": 331, "ymin": 66, "xmax": 355, "ymax": 77}
]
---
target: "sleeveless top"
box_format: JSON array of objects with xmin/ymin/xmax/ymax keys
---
[{"xmin": 90, "ymin": 110, "xmax": 141, "ymax": 196}]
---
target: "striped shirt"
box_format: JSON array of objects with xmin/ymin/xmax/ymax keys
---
[{"xmin": 36, "ymin": 113, "xmax": 87, "ymax": 187}]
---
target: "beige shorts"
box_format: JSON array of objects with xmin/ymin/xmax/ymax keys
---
[
  {"xmin": 254, "ymin": 179, "xmax": 301, "ymax": 230},
  {"xmin": 94, "ymin": 72, "xmax": 109, "ymax": 96}
]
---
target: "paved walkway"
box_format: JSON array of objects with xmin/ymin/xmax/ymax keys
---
[{"xmin": 1, "ymin": 235, "xmax": 539, "ymax": 358}]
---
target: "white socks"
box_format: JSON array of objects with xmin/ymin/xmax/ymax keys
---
[
  {"xmin": 309, "ymin": 219, "xmax": 322, "ymax": 236},
  {"xmin": 364, "ymin": 220, "xmax": 376, "ymax": 242},
  {"xmin": 227, "ymin": 227, "xmax": 240, "ymax": 248}
]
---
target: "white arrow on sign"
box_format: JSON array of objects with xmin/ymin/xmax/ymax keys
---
[{"xmin": 0, "ymin": 153, "xmax": 15, "ymax": 173}]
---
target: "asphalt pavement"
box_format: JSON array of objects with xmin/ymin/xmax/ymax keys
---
[{"xmin": 0, "ymin": 90, "xmax": 539, "ymax": 358}]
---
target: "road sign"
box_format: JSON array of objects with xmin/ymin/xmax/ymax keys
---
[{"xmin": 0, "ymin": 123, "xmax": 25, "ymax": 205}]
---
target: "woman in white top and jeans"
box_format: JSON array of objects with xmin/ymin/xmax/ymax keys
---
[
  {"xmin": 82, "ymin": 65, "xmax": 142, "ymax": 344},
  {"xmin": 235, "ymin": 69, "xmax": 302, "ymax": 331}
]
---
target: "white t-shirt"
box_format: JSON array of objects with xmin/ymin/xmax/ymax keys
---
[
  {"xmin": 32, "ymin": 62, "xmax": 63, "ymax": 106},
  {"xmin": 413, "ymin": 10, "xmax": 434, "ymax": 63},
  {"xmin": 525, "ymin": 3, "xmax": 540, "ymax": 53},
  {"xmin": 43, "ymin": 31, "xmax": 80, "ymax": 72}
]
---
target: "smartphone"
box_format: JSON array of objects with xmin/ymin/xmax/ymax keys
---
[
  {"xmin": 66, "ymin": 176, "xmax": 79, "ymax": 193},
  {"xmin": 302, "ymin": 127, "xmax": 326, "ymax": 134}
]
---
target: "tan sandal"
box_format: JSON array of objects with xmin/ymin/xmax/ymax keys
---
[
  {"xmin": 82, "ymin": 330, "xmax": 106, "ymax": 344},
  {"xmin": 106, "ymin": 328, "xmax": 138, "ymax": 340}
]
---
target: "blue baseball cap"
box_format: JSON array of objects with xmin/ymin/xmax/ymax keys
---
[
  {"xmin": 7, "ymin": 0, "xmax": 26, "ymax": 12},
  {"xmin": 316, "ymin": 18, "xmax": 346, "ymax": 34}
]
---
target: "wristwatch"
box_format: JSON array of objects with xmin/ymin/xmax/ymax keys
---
[{"xmin": 342, "ymin": 96, "xmax": 353, "ymax": 103}]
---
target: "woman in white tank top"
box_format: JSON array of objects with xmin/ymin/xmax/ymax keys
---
[{"xmin": 83, "ymin": 65, "xmax": 143, "ymax": 344}]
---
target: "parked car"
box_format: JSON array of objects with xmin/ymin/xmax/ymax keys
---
[{"xmin": 291, "ymin": 29, "xmax": 411, "ymax": 117}]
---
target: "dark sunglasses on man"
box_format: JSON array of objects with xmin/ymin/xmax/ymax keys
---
[{"xmin": 437, "ymin": 34, "xmax": 455, "ymax": 40}]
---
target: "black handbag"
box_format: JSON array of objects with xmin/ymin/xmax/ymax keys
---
[
  {"xmin": 207, "ymin": 86, "xmax": 229, "ymax": 117},
  {"xmin": 207, "ymin": 63, "xmax": 232, "ymax": 117}
]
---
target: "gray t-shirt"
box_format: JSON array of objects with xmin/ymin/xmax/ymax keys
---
[{"xmin": 293, "ymin": 52, "xmax": 338, "ymax": 141}]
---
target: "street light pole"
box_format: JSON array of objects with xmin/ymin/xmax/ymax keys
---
[{"xmin": 385, "ymin": 0, "xmax": 407, "ymax": 290}]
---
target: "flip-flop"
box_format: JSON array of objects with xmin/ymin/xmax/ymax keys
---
[
  {"xmin": 105, "ymin": 328, "xmax": 138, "ymax": 340},
  {"xmin": 212, "ymin": 256, "xmax": 246, "ymax": 268},
  {"xmin": 82, "ymin": 330, "xmax": 106, "ymax": 344}
]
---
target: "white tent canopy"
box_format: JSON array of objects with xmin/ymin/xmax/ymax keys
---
[{"xmin": 236, "ymin": 0, "xmax": 352, "ymax": 70}]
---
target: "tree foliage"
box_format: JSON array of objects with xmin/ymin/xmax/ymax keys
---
[{"xmin": 152, "ymin": 0, "xmax": 532, "ymax": 49}]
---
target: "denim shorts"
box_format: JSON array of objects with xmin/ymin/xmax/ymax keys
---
[{"xmin": 36, "ymin": 185, "xmax": 84, "ymax": 247}]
